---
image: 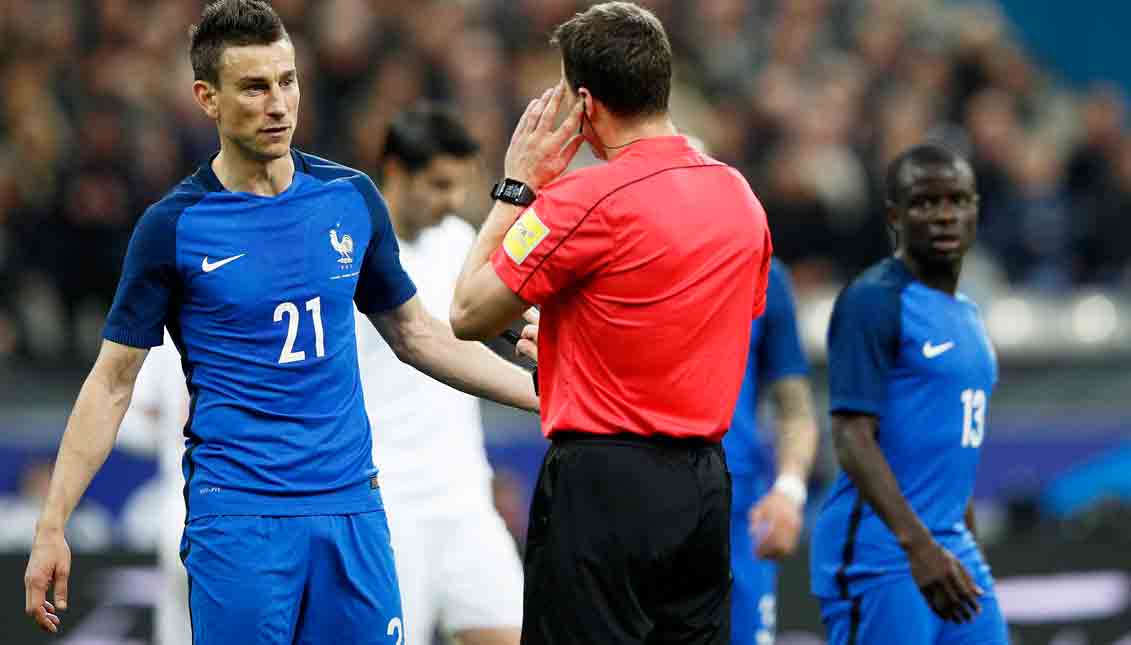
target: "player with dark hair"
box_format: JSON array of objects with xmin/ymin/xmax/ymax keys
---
[
  {"xmin": 356, "ymin": 103, "xmax": 524, "ymax": 645},
  {"xmin": 451, "ymin": 2, "xmax": 773, "ymax": 643},
  {"xmin": 725, "ymin": 258, "xmax": 819, "ymax": 645},
  {"xmin": 23, "ymin": 2, "xmax": 536, "ymax": 643},
  {"xmin": 810, "ymin": 143, "xmax": 1008, "ymax": 644}
]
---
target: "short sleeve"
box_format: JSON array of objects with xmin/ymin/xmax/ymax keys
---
[
  {"xmin": 489, "ymin": 177, "xmax": 612, "ymax": 305},
  {"xmin": 757, "ymin": 261, "xmax": 809, "ymax": 384},
  {"xmin": 751, "ymin": 227, "xmax": 773, "ymax": 318},
  {"xmin": 351, "ymin": 175, "xmax": 418, "ymax": 314},
  {"xmin": 103, "ymin": 205, "xmax": 179, "ymax": 348},
  {"xmin": 827, "ymin": 280, "xmax": 901, "ymax": 416}
]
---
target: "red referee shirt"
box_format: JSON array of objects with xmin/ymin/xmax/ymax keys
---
[{"xmin": 491, "ymin": 136, "xmax": 772, "ymax": 442}]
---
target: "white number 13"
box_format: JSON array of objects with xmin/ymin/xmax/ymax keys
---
[
  {"xmin": 960, "ymin": 388, "xmax": 986, "ymax": 448},
  {"xmin": 273, "ymin": 296, "xmax": 325, "ymax": 364}
]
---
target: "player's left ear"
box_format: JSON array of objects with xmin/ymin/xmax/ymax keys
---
[
  {"xmin": 884, "ymin": 200, "xmax": 903, "ymax": 243},
  {"xmin": 192, "ymin": 80, "xmax": 220, "ymax": 120}
]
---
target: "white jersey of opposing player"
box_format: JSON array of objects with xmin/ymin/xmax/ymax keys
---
[
  {"xmin": 116, "ymin": 333, "xmax": 192, "ymax": 645},
  {"xmin": 356, "ymin": 216, "xmax": 494, "ymax": 513}
]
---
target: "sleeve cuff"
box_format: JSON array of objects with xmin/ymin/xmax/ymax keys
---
[
  {"xmin": 357, "ymin": 283, "xmax": 418, "ymax": 315},
  {"xmin": 829, "ymin": 396, "xmax": 883, "ymax": 416},
  {"xmin": 763, "ymin": 366, "xmax": 810, "ymax": 384},
  {"xmin": 103, "ymin": 327, "xmax": 163, "ymax": 349}
]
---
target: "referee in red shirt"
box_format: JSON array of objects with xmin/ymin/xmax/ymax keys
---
[{"xmin": 451, "ymin": 3, "xmax": 772, "ymax": 643}]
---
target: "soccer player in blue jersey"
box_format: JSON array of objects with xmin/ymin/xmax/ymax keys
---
[
  {"xmin": 810, "ymin": 143, "xmax": 1008, "ymax": 644},
  {"xmin": 725, "ymin": 259, "xmax": 819, "ymax": 645},
  {"xmin": 22, "ymin": 2, "xmax": 537, "ymax": 643}
]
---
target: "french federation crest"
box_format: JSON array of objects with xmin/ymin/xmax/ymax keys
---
[{"xmin": 329, "ymin": 229, "xmax": 354, "ymax": 264}]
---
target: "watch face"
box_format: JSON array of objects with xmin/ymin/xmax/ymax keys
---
[{"xmin": 494, "ymin": 179, "xmax": 531, "ymax": 204}]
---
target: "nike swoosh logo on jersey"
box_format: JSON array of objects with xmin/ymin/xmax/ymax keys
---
[
  {"xmin": 922, "ymin": 340, "xmax": 955, "ymax": 358},
  {"xmin": 201, "ymin": 254, "xmax": 247, "ymax": 273}
]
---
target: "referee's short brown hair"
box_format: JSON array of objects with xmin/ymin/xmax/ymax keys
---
[{"xmin": 551, "ymin": 2, "xmax": 672, "ymax": 120}]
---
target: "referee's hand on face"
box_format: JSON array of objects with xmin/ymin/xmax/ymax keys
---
[
  {"xmin": 504, "ymin": 81, "xmax": 585, "ymax": 191},
  {"xmin": 749, "ymin": 491, "xmax": 803, "ymax": 560}
]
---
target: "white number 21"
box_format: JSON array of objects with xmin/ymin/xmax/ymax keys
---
[
  {"xmin": 387, "ymin": 617, "xmax": 403, "ymax": 644},
  {"xmin": 960, "ymin": 388, "xmax": 986, "ymax": 448},
  {"xmin": 273, "ymin": 296, "xmax": 325, "ymax": 364}
]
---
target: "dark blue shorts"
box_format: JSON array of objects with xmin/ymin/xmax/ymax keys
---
[
  {"xmin": 819, "ymin": 574, "xmax": 1008, "ymax": 645},
  {"xmin": 181, "ymin": 511, "xmax": 404, "ymax": 645}
]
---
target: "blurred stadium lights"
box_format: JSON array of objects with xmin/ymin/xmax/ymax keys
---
[
  {"xmin": 996, "ymin": 570, "xmax": 1130, "ymax": 623},
  {"xmin": 1070, "ymin": 293, "xmax": 1120, "ymax": 345},
  {"xmin": 987, "ymin": 297, "xmax": 1035, "ymax": 350},
  {"xmin": 797, "ymin": 290, "xmax": 1131, "ymax": 363}
]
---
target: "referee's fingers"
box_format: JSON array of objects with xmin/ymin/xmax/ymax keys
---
[
  {"xmin": 554, "ymin": 100, "xmax": 584, "ymax": 147},
  {"xmin": 530, "ymin": 86, "xmax": 556, "ymax": 133},
  {"xmin": 516, "ymin": 338, "xmax": 537, "ymax": 362},
  {"xmin": 511, "ymin": 98, "xmax": 540, "ymax": 143},
  {"xmin": 537, "ymin": 82, "xmax": 566, "ymax": 133},
  {"xmin": 558, "ymin": 134, "xmax": 585, "ymax": 166},
  {"xmin": 521, "ymin": 324, "xmax": 537, "ymax": 342},
  {"xmin": 523, "ymin": 308, "xmax": 540, "ymax": 324}
]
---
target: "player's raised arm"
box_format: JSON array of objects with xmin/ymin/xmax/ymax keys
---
[
  {"xmin": 450, "ymin": 80, "xmax": 583, "ymax": 342},
  {"xmin": 24, "ymin": 340, "xmax": 148, "ymax": 632},
  {"xmin": 367, "ymin": 295, "xmax": 538, "ymax": 413}
]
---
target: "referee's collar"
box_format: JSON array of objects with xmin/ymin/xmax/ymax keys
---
[{"xmin": 613, "ymin": 135, "xmax": 695, "ymax": 160}]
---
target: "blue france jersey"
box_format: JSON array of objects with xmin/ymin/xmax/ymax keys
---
[
  {"xmin": 723, "ymin": 260, "xmax": 809, "ymax": 501},
  {"xmin": 810, "ymin": 257, "xmax": 997, "ymax": 599},
  {"xmin": 103, "ymin": 150, "xmax": 417, "ymax": 519}
]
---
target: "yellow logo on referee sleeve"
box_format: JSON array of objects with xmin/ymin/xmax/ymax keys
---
[{"xmin": 503, "ymin": 208, "xmax": 551, "ymax": 265}]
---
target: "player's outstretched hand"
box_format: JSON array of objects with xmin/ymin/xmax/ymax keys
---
[
  {"xmin": 504, "ymin": 81, "xmax": 585, "ymax": 191},
  {"xmin": 516, "ymin": 308, "xmax": 539, "ymax": 363},
  {"xmin": 24, "ymin": 527, "xmax": 71, "ymax": 633},
  {"xmin": 908, "ymin": 538, "xmax": 983, "ymax": 623},
  {"xmin": 749, "ymin": 490, "xmax": 802, "ymax": 559}
]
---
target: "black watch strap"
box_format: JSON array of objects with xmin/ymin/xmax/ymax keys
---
[{"xmin": 491, "ymin": 178, "xmax": 536, "ymax": 207}]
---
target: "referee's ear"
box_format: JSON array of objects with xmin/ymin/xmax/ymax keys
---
[{"xmin": 192, "ymin": 80, "xmax": 220, "ymax": 121}]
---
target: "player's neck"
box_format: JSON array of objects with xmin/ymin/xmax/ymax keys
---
[
  {"xmin": 898, "ymin": 251, "xmax": 961, "ymax": 295},
  {"xmin": 598, "ymin": 114, "xmax": 679, "ymax": 162},
  {"xmin": 213, "ymin": 146, "xmax": 295, "ymax": 197}
]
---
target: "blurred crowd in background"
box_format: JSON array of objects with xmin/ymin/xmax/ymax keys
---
[{"xmin": 1, "ymin": 0, "xmax": 1130, "ymax": 367}]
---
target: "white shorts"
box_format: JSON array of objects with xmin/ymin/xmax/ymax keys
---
[
  {"xmin": 158, "ymin": 488, "xmax": 191, "ymax": 645},
  {"xmin": 157, "ymin": 549, "xmax": 191, "ymax": 645},
  {"xmin": 387, "ymin": 504, "xmax": 524, "ymax": 641}
]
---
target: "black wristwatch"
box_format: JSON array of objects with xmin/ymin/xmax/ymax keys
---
[{"xmin": 491, "ymin": 178, "xmax": 536, "ymax": 207}]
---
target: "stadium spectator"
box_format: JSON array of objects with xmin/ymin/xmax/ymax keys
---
[{"xmin": 0, "ymin": 0, "xmax": 1127, "ymax": 365}]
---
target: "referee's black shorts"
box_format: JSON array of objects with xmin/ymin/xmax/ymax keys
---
[{"xmin": 520, "ymin": 431, "xmax": 732, "ymax": 645}]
